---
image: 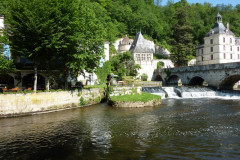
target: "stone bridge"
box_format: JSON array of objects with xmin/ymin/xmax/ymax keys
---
[{"xmin": 153, "ymin": 62, "xmax": 240, "ymax": 90}]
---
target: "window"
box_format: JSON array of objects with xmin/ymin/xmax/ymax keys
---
[
  {"xmin": 238, "ymin": 47, "xmax": 239, "ymax": 52},
  {"xmin": 211, "ymin": 47, "xmax": 213, "ymax": 52},
  {"xmin": 224, "ymin": 53, "xmax": 226, "ymax": 59},
  {"xmin": 201, "ymin": 49, "xmax": 203, "ymax": 54},
  {"xmin": 147, "ymin": 54, "xmax": 151, "ymax": 61},
  {"xmin": 223, "ymin": 45, "xmax": 226, "ymax": 51},
  {"xmin": 211, "ymin": 54, "xmax": 213, "ymax": 60},
  {"xmin": 238, "ymin": 54, "xmax": 240, "ymax": 59},
  {"xmin": 230, "ymin": 38, "xmax": 232, "ymax": 43},
  {"xmin": 223, "ymin": 37, "xmax": 225, "ymax": 43},
  {"xmin": 136, "ymin": 54, "xmax": 140, "ymax": 61},
  {"xmin": 202, "ymin": 56, "xmax": 204, "ymax": 61},
  {"xmin": 141, "ymin": 54, "xmax": 146, "ymax": 61},
  {"xmin": 231, "ymin": 46, "xmax": 232, "ymax": 51},
  {"xmin": 231, "ymin": 54, "xmax": 233, "ymax": 59},
  {"xmin": 210, "ymin": 39, "xmax": 213, "ymax": 44}
]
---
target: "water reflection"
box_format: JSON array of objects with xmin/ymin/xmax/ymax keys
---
[{"xmin": 0, "ymin": 99, "xmax": 240, "ymax": 159}]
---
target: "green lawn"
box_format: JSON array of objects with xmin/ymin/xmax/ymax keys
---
[
  {"xmin": 110, "ymin": 92, "xmax": 161, "ymax": 102},
  {"xmin": 83, "ymin": 84, "xmax": 106, "ymax": 89}
]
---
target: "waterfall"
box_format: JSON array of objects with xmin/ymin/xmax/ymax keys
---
[
  {"xmin": 162, "ymin": 87, "xmax": 179, "ymax": 98},
  {"xmin": 143, "ymin": 86, "xmax": 240, "ymax": 99},
  {"xmin": 175, "ymin": 87, "xmax": 217, "ymax": 98},
  {"xmin": 142, "ymin": 87, "xmax": 166, "ymax": 98}
]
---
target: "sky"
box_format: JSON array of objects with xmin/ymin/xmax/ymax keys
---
[{"xmin": 161, "ymin": 0, "xmax": 240, "ymax": 6}]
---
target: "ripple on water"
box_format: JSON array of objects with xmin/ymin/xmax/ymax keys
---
[{"xmin": 1, "ymin": 99, "xmax": 240, "ymax": 159}]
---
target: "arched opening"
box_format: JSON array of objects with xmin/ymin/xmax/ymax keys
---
[
  {"xmin": 0, "ymin": 74, "xmax": 14, "ymax": 89},
  {"xmin": 189, "ymin": 76, "xmax": 206, "ymax": 86},
  {"xmin": 22, "ymin": 74, "xmax": 45, "ymax": 90},
  {"xmin": 167, "ymin": 75, "xmax": 181, "ymax": 86},
  {"xmin": 219, "ymin": 75, "xmax": 240, "ymax": 90},
  {"xmin": 155, "ymin": 75, "xmax": 163, "ymax": 81}
]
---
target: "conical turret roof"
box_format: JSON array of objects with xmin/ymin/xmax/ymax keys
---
[{"xmin": 129, "ymin": 32, "xmax": 155, "ymax": 53}]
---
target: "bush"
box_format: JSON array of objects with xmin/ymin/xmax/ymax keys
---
[
  {"xmin": 141, "ymin": 74, "xmax": 148, "ymax": 81},
  {"xmin": 79, "ymin": 97, "xmax": 86, "ymax": 106},
  {"xmin": 157, "ymin": 61, "xmax": 164, "ymax": 69}
]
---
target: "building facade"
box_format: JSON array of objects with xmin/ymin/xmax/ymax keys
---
[
  {"xmin": 129, "ymin": 32, "xmax": 174, "ymax": 81},
  {"xmin": 196, "ymin": 13, "xmax": 240, "ymax": 65}
]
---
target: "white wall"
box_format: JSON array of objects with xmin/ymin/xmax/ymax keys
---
[
  {"xmin": 197, "ymin": 33, "xmax": 240, "ymax": 65},
  {"xmin": 0, "ymin": 16, "xmax": 4, "ymax": 30}
]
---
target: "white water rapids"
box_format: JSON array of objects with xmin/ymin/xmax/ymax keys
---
[{"xmin": 142, "ymin": 86, "xmax": 240, "ymax": 99}]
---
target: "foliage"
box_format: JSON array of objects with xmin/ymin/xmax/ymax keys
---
[
  {"xmin": 79, "ymin": 97, "xmax": 86, "ymax": 106},
  {"xmin": 157, "ymin": 61, "xmax": 164, "ymax": 69},
  {"xmin": 141, "ymin": 73, "xmax": 148, "ymax": 81},
  {"xmin": 110, "ymin": 51, "xmax": 140, "ymax": 80},
  {"xmin": 169, "ymin": 6, "xmax": 195, "ymax": 66},
  {"xmin": 153, "ymin": 54, "xmax": 165, "ymax": 60},
  {"xmin": 110, "ymin": 92, "xmax": 161, "ymax": 102},
  {"xmin": 0, "ymin": 55, "xmax": 15, "ymax": 74},
  {"xmin": 109, "ymin": 44, "xmax": 117, "ymax": 55},
  {"xmin": 95, "ymin": 61, "xmax": 111, "ymax": 84},
  {"xmin": 106, "ymin": 85, "xmax": 113, "ymax": 100}
]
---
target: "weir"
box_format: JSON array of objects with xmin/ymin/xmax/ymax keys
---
[{"xmin": 143, "ymin": 86, "xmax": 240, "ymax": 99}]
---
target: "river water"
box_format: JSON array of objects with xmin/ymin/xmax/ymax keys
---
[{"xmin": 1, "ymin": 95, "xmax": 240, "ymax": 159}]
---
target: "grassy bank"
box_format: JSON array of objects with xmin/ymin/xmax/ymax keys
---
[{"xmin": 110, "ymin": 92, "xmax": 161, "ymax": 102}]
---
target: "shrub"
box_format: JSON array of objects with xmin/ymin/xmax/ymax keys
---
[
  {"xmin": 141, "ymin": 74, "xmax": 148, "ymax": 81},
  {"xmin": 157, "ymin": 61, "xmax": 164, "ymax": 69},
  {"xmin": 79, "ymin": 97, "xmax": 86, "ymax": 106}
]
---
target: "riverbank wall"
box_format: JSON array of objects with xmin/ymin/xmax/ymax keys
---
[{"xmin": 0, "ymin": 88, "xmax": 104, "ymax": 117}]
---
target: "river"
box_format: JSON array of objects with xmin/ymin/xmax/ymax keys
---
[{"xmin": 1, "ymin": 92, "xmax": 240, "ymax": 159}]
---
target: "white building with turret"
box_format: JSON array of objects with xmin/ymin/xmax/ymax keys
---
[{"xmin": 196, "ymin": 13, "xmax": 240, "ymax": 65}]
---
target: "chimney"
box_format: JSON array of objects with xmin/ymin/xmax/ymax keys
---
[{"xmin": 226, "ymin": 22, "xmax": 229, "ymax": 31}]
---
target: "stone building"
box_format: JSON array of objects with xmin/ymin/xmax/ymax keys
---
[
  {"xmin": 129, "ymin": 32, "xmax": 174, "ymax": 80},
  {"xmin": 196, "ymin": 13, "xmax": 240, "ymax": 65},
  {"xmin": 118, "ymin": 35, "xmax": 133, "ymax": 53}
]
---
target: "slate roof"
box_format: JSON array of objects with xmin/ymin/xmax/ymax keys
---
[
  {"xmin": 206, "ymin": 13, "xmax": 234, "ymax": 37},
  {"xmin": 129, "ymin": 32, "xmax": 155, "ymax": 53},
  {"xmin": 121, "ymin": 35, "xmax": 133, "ymax": 45}
]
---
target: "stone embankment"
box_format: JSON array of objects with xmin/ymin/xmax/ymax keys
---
[
  {"xmin": 109, "ymin": 99, "xmax": 162, "ymax": 108},
  {"xmin": 0, "ymin": 88, "xmax": 104, "ymax": 117},
  {"xmin": 109, "ymin": 87, "xmax": 162, "ymax": 107}
]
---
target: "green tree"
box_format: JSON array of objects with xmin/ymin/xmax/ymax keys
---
[
  {"xmin": 0, "ymin": 55, "xmax": 15, "ymax": 75},
  {"xmin": 110, "ymin": 52, "xmax": 140, "ymax": 80},
  {"xmin": 6, "ymin": 0, "xmax": 106, "ymax": 91},
  {"xmin": 95, "ymin": 61, "xmax": 111, "ymax": 84},
  {"xmin": 170, "ymin": 6, "xmax": 195, "ymax": 66}
]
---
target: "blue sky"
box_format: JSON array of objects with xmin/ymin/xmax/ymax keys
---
[{"xmin": 161, "ymin": 0, "xmax": 239, "ymax": 6}]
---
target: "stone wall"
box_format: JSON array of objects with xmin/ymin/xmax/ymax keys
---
[
  {"xmin": 0, "ymin": 88, "xmax": 104, "ymax": 116},
  {"xmin": 110, "ymin": 99, "xmax": 162, "ymax": 108},
  {"xmin": 110, "ymin": 87, "xmax": 141, "ymax": 96}
]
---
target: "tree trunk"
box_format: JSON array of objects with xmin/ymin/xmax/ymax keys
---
[
  {"xmin": 64, "ymin": 69, "xmax": 68, "ymax": 90},
  {"xmin": 65, "ymin": 75, "xmax": 68, "ymax": 90},
  {"xmin": 34, "ymin": 64, "xmax": 38, "ymax": 92},
  {"xmin": 45, "ymin": 76, "xmax": 50, "ymax": 91}
]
